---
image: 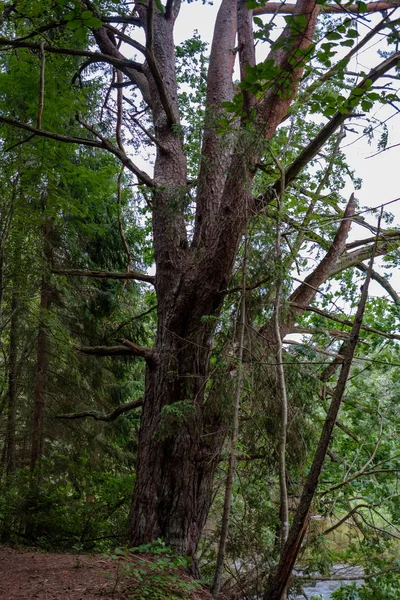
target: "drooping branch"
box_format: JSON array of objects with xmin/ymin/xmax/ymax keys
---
[
  {"xmin": 52, "ymin": 268, "xmax": 155, "ymax": 285},
  {"xmin": 254, "ymin": 1, "xmax": 400, "ymax": 15},
  {"xmin": 291, "ymin": 303, "xmax": 400, "ymax": 342},
  {"xmin": 76, "ymin": 116, "xmax": 155, "ymax": 186},
  {"xmin": 55, "ymin": 398, "xmax": 143, "ymax": 422},
  {"xmin": 0, "ymin": 115, "xmax": 155, "ymax": 187},
  {"xmin": 0, "ymin": 38, "xmax": 144, "ymax": 72},
  {"xmin": 356, "ymin": 263, "xmax": 400, "ymax": 304}
]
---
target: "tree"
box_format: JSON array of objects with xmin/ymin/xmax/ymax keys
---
[{"xmin": 1, "ymin": 0, "xmax": 400, "ymax": 592}]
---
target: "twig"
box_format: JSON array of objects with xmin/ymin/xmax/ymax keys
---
[{"xmin": 37, "ymin": 41, "xmax": 45, "ymax": 128}]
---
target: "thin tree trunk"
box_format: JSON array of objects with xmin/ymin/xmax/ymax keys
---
[
  {"xmin": 262, "ymin": 214, "xmax": 382, "ymax": 600},
  {"xmin": 30, "ymin": 218, "xmax": 52, "ymax": 474},
  {"xmin": 272, "ymin": 158, "xmax": 288, "ymax": 600},
  {"xmin": 6, "ymin": 292, "xmax": 19, "ymax": 477},
  {"xmin": 212, "ymin": 235, "xmax": 248, "ymax": 598},
  {"xmin": 0, "ymin": 248, "xmax": 4, "ymax": 324}
]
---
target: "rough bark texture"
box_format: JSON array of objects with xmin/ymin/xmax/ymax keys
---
[
  {"xmin": 30, "ymin": 220, "xmax": 52, "ymax": 474},
  {"xmin": 6, "ymin": 293, "xmax": 19, "ymax": 477}
]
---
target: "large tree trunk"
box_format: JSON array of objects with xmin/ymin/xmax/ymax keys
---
[{"xmin": 128, "ymin": 0, "xmax": 320, "ymax": 557}]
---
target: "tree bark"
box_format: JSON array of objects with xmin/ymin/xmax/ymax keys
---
[
  {"xmin": 6, "ymin": 292, "xmax": 19, "ymax": 477},
  {"xmin": 30, "ymin": 219, "xmax": 52, "ymax": 474}
]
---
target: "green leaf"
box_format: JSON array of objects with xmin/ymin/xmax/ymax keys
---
[
  {"xmin": 85, "ymin": 17, "xmax": 102, "ymax": 28},
  {"xmin": 75, "ymin": 26, "xmax": 87, "ymax": 41},
  {"xmin": 155, "ymin": 0, "xmax": 165, "ymax": 13},
  {"xmin": 361, "ymin": 99, "xmax": 373, "ymax": 111},
  {"xmin": 66, "ymin": 19, "xmax": 82, "ymax": 30},
  {"xmin": 81, "ymin": 10, "xmax": 92, "ymax": 19},
  {"xmin": 346, "ymin": 29, "xmax": 359, "ymax": 38},
  {"xmin": 326, "ymin": 31, "xmax": 342, "ymax": 40}
]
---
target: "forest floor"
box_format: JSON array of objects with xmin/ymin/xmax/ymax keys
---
[{"xmin": 0, "ymin": 546, "xmax": 212, "ymax": 600}]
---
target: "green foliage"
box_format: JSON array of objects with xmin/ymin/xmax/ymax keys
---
[
  {"xmin": 0, "ymin": 464, "xmax": 134, "ymax": 551},
  {"xmin": 106, "ymin": 541, "xmax": 201, "ymax": 599}
]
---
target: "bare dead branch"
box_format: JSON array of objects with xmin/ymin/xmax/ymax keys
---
[
  {"xmin": 117, "ymin": 339, "xmax": 156, "ymax": 362},
  {"xmin": 76, "ymin": 345, "xmax": 135, "ymax": 357},
  {"xmin": 55, "ymin": 398, "xmax": 144, "ymax": 422},
  {"xmin": 52, "ymin": 268, "xmax": 154, "ymax": 285}
]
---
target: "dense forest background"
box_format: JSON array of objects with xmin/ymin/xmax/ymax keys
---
[{"xmin": 0, "ymin": 1, "xmax": 400, "ymax": 599}]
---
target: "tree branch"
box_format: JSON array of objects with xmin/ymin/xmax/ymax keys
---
[
  {"xmin": 55, "ymin": 398, "xmax": 143, "ymax": 422},
  {"xmin": 117, "ymin": 339, "xmax": 156, "ymax": 362},
  {"xmin": 356, "ymin": 263, "xmax": 400, "ymax": 304},
  {"xmin": 77, "ymin": 342, "xmax": 155, "ymax": 361},
  {"xmin": 291, "ymin": 303, "xmax": 400, "ymax": 341},
  {"xmin": 258, "ymin": 51, "xmax": 400, "ymax": 207},
  {"xmin": 329, "ymin": 237, "xmax": 400, "ymax": 278},
  {"xmin": 0, "ymin": 115, "xmax": 155, "ymax": 187},
  {"xmin": 52, "ymin": 268, "xmax": 155, "ymax": 285},
  {"xmin": 76, "ymin": 116, "xmax": 154, "ymax": 186},
  {"xmin": 0, "ymin": 38, "xmax": 144, "ymax": 71},
  {"xmin": 254, "ymin": 1, "xmax": 400, "ymax": 15}
]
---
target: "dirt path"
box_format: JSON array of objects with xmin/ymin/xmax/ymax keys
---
[
  {"xmin": 0, "ymin": 546, "xmax": 212, "ymax": 600},
  {"xmin": 0, "ymin": 546, "xmax": 121, "ymax": 599}
]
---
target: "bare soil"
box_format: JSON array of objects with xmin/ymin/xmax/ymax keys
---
[{"xmin": 0, "ymin": 546, "xmax": 212, "ymax": 600}]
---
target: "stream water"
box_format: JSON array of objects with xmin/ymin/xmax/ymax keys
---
[{"xmin": 294, "ymin": 565, "xmax": 364, "ymax": 599}]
